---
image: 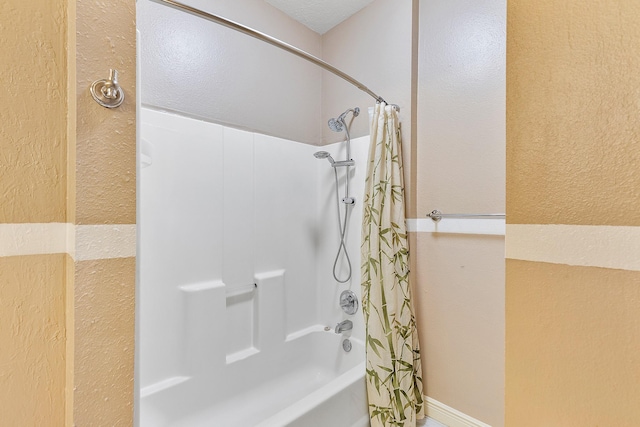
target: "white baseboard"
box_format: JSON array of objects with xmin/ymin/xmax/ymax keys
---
[{"xmin": 425, "ymin": 397, "xmax": 492, "ymax": 427}]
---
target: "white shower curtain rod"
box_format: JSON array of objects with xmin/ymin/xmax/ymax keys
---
[{"xmin": 151, "ymin": 0, "xmax": 390, "ymax": 105}]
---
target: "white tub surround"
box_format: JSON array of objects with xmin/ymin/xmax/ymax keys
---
[{"xmin": 139, "ymin": 107, "xmax": 370, "ymax": 426}]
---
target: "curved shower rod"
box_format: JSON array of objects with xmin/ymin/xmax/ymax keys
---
[{"xmin": 150, "ymin": 0, "xmax": 391, "ymax": 105}]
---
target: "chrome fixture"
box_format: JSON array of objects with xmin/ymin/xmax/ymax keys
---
[
  {"xmin": 328, "ymin": 107, "xmax": 360, "ymax": 133},
  {"xmin": 332, "ymin": 159, "xmax": 355, "ymax": 168},
  {"xmin": 90, "ymin": 69, "xmax": 125, "ymax": 108},
  {"xmin": 314, "ymin": 151, "xmax": 335, "ymax": 165},
  {"xmin": 314, "ymin": 150, "xmax": 354, "ymax": 168},
  {"xmin": 427, "ymin": 209, "xmax": 506, "ymax": 223},
  {"xmin": 314, "ymin": 107, "xmax": 360, "ymax": 284},
  {"xmin": 342, "ymin": 339, "xmax": 352, "ymax": 352},
  {"xmin": 327, "ymin": 117, "xmax": 343, "ymax": 132},
  {"xmin": 335, "ymin": 320, "xmax": 353, "ymax": 334},
  {"xmin": 341, "ymin": 197, "xmax": 355, "ymax": 205},
  {"xmin": 314, "ymin": 151, "xmax": 353, "ymax": 168},
  {"xmin": 328, "ymin": 107, "xmax": 359, "ymax": 163},
  {"xmin": 339, "ymin": 290, "xmax": 358, "ymax": 315}
]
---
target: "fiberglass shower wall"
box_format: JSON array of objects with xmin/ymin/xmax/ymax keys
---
[
  {"xmin": 139, "ymin": 106, "xmax": 369, "ymax": 390},
  {"xmin": 139, "ymin": 107, "xmax": 324, "ymax": 387}
]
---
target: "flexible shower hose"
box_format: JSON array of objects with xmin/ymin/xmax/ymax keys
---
[{"xmin": 332, "ymin": 166, "xmax": 352, "ymax": 283}]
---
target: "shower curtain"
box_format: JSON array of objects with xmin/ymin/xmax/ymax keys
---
[{"xmin": 361, "ymin": 103, "xmax": 424, "ymax": 426}]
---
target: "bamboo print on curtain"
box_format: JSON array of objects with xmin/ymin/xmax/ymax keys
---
[{"xmin": 361, "ymin": 103, "xmax": 424, "ymax": 426}]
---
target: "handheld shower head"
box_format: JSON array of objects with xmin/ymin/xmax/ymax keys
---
[{"xmin": 314, "ymin": 151, "xmax": 335, "ymax": 164}]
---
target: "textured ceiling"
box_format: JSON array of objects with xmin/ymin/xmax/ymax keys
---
[{"xmin": 264, "ymin": 0, "xmax": 375, "ymax": 34}]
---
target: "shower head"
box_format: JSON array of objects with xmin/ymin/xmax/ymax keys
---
[
  {"xmin": 328, "ymin": 107, "xmax": 360, "ymax": 132},
  {"xmin": 327, "ymin": 118, "xmax": 343, "ymax": 132},
  {"xmin": 314, "ymin": 151, "xmax": 335, "ymax": 164}
]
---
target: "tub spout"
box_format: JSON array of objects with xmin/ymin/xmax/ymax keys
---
[{"xmin": 335, "ymin": 320, "xmax": 353, "ymax": 334}]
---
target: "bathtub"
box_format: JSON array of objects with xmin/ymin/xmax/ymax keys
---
[{"xmin": 140, "ymin": 327, "xmax": 370, "ymax": 427}]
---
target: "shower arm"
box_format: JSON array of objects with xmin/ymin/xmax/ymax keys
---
[{"xmin": 151, "ymin": 0, "xmax": 391, "ymax": 105}]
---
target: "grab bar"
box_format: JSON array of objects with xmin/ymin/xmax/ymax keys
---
[{"xmin": 427, "ymin": 209, "xmax": 505, "ymax": 223}]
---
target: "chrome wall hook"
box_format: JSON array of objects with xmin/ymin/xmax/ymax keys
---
[{"xmin": 90, "ymin": 69, "xmax": 125, "ymax": 108}]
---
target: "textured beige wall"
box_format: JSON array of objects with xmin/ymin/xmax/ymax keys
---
[
  {"xmin": 506, "ymin": 260, "xmax": 640, "ymax": 426},
  {"xmin": 0, "ymin": 0, "xmax": 70, "ymax": 424},
  {"xmin": 4, "ymin": 0, "xmax": 135, "ymax": 425},
  {"xmin": 66, "ymin": 2, "xmax": 76, "ymax": 420},
  {"xmin": 506, "ymin": 0, "xmax": 640, "ymax": 425},
  {"xmin": 411, "ymin": 233, "xmax": 505, "ymax": 426},
  {"xmin": 0, "ymin": 254, "xmax": 67, "ymax": 426},
  {"xmin": 0, "ymin": 0, "xmax": 68, "ymax": 223},
  {"xmin": 76, "ymin": 0, "xmax": 136, "ymax": 225},
  {"xmin": 507, "ymin": 0, "xmax": 640, "ymax": 226},
  {"xmin": 65, "ymin": 253, "xmax": 76, "ymax": 427},
  {"xmin": 74, "ymin": 257, "xmax": 136, "ymax": 426},
  {"xmin": 73, "ymin": 0, "xmax": 137, "ymax": 425}
]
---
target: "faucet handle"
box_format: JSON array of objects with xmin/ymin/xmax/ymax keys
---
[{"xmin": 340, "ymin": 290, "xmax": 358, "ymax": 315}]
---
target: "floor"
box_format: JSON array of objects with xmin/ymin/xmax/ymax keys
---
[{"xmin": 424, "ymin": 417, "xmax": 447, "ymax": 427}]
